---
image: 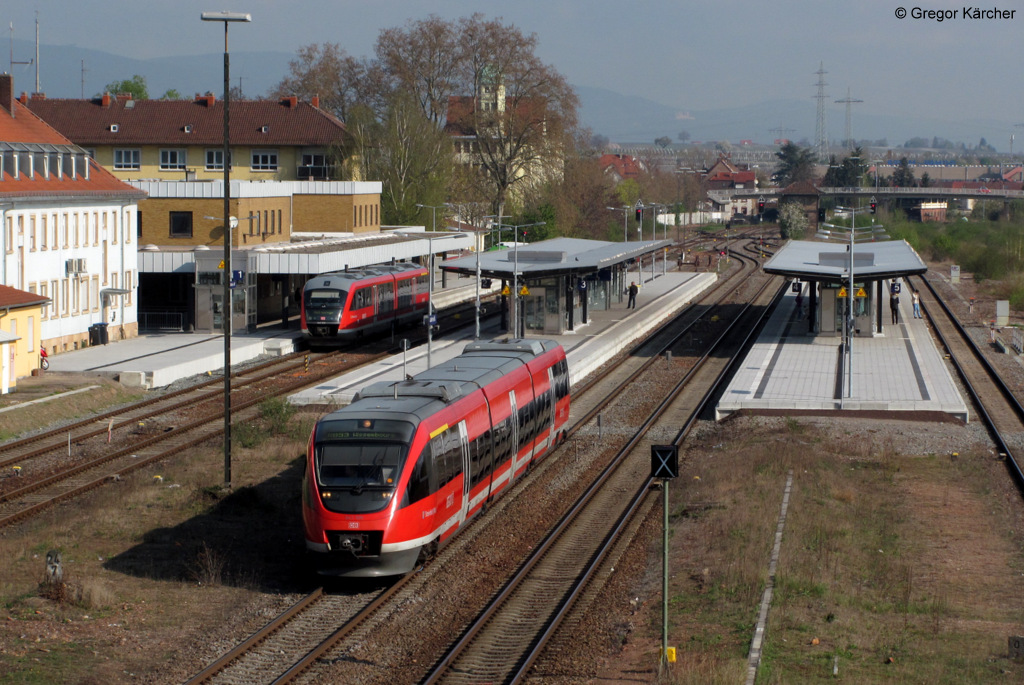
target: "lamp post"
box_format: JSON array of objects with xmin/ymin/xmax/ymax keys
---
[
  {"xmin": 446, "ymin": 202, "xmax": 485, "ymax": 339},
  {"xmin": 201, "ymin": 9, "xmax": 250, "ymax": 489},
  {"xmin": 606, "ymin": 206, "xmax": 629, "ymax": 242},
  {"xmin": 492, "ymin": 221, "xmax": 545, "ymax": 338},
  {"xmin": 400, "ymin": 231, "xmax": 460, "ymax": 368}
]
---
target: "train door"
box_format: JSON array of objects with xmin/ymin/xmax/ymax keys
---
[
  {"xmin": 372, "ymin": 285, "xmax": 379, "ymax": 324},
  {"xmin": 508, "ymin": 390, "xmax": 519, "ymax": 482},
  {"xmin": 546, "ymin": 367, "xmax": 557, "ymax": 449},
  {"xmin": 457, "ymin": 421, "xmax": 471, "ymax": 526}
]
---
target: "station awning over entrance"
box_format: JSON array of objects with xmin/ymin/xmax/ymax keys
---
[
  {"xmin": 438, "ymin": 237, "xmax": 671, "ymax": 279},
  {"xmin": 762, "ymin": 239, "xmax": 927, "ymax": 282}
]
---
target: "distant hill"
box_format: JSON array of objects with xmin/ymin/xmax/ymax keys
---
[
  {"xmin": 12, "ymin": 39, "xmax": 1019, "ymax": 152},
  {"xmin": 10, "ymin": 39, "xmax": 292, "ymax": 101}
]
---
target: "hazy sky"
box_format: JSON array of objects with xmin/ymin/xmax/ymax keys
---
[{"xmin": 7, "ymin": 1, "xmax": 1022, "ymax": 133}]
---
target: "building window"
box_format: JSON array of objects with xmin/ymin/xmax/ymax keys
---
[
  {"xmin": 205, "ymin": 149, "xmax": 224, "ymax": 170},
  {"xmin": 113, "ymin": 149, "xmax": 141, "ymax": 170},
  {"xmin": 169, "ymin": 211, "xmax": 193, "ymax": 238},
  {"xmin": 251, "ymin": 150, "xmax": 278, "ymax": 171},
  {"xmin": 160, "ymin": 149, "xmax": 187, "ymax": 171}
]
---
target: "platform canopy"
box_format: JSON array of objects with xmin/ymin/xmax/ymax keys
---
[
  {"xmin": 762, "ymin": 239, "xmax": 927, "ymax": 282},
  {"xmin": 438, "ymin": 237, "xmax": 671, "ymax": 279}
]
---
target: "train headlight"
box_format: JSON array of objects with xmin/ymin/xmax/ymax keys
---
[{"xmin": 322, "ymin": 491, "xmax": 332, "ymax": 499}]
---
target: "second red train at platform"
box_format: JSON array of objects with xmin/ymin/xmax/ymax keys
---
[{"xmin": 301, "ymin": 263, "xmax": 430, "ymax": 347}]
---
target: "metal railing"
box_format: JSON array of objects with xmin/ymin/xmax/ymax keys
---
[{"xmin": 139, "ymin": 311, "xmax": 186, "ymax": 332}]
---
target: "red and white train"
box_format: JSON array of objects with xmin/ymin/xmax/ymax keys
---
[
  {"xmin": 301, "ymin": 263, "xmax": 430, "ymax": 347},
  {"xmin": 302, "ymin": 338, "xmax": 571, "ymax": 577}
]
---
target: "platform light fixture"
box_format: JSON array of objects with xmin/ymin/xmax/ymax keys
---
[{"xmin": 201, "ymin": 9, "xmax": 251, "ymax": 488}]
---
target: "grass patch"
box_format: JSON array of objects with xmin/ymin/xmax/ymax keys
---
[{"xmin": 653, "ymin": 417, "xmax": 1024, "ymax": 684}]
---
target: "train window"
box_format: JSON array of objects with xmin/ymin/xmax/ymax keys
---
[
  {"xmin": 430, "ymin": 428, "xmax": 461, "ymax": 488},
  {"xmin": 405, "ymin": 451, "xmax": 432, "ymax": 505},
  {"xmin": 352, "ymin": 287, "xmax": 370, "ymax": 310}
]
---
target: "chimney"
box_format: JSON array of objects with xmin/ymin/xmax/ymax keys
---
[
  {"xmin": 31, "ymin": 92, "xmax": 45, "ymax": 100},
  {"xmin": 19, "ymin": 92, "xmax": 27, "ymax": 105},
  {"xmin": 282, "ymin": 95, "xmax": 297, "ymax": 108},
  {"xmin": 196, "ymin": 93, "xmax": 215, "ymax": 107},
  {"xmin": 311, "ymin": 95, "xmax": 319, "ymax": 108},
  {"xmin": 115, "ymin": 93, "xmax": 132, "ymax": 103},
  {"xmin": 0, "ymin": 74, "xmax": 13, "ymax": 115},
  {"xmin": 101, "ymin": 92, "xmax": 111, "ymax": 108}
]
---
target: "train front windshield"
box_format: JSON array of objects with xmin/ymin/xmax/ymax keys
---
[
  {"xmin": 314, "ymin": 419, "xmax": 414, "ymax": 513},
  {"xmin": 305, "ymin": 288, "xmax": 347, "ymax": 314}
]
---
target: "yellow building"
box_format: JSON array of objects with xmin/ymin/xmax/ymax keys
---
[
  {"xmin": 0, "ymin": 285, "xmax": 48, "ymax": 392},
  {"xmin": 23, "ymin": 92, "xmax": 347, "ymax": 183}
]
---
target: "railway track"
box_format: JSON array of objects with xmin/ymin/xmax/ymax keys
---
[
  {"xmin": 0, "ymin": 295, "xmax": 500, "ymax": 528},
  {"xmin": 914, "ymin": 273, "xmax": 1024, "ymax": 487},
  {"xmin": 182, "ymin": 243, "xmax": 782, "ymax": 684}
]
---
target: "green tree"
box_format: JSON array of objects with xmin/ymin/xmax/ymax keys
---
[
  {"xmin": 778, "ymin": 201, "xmax": 808, "ymax": 239},
  {"xmin": 654, "ymin": 136, "xmax": 672, "ymax": 149},
  {"xmin": 773, "ymin": 142, "xmax": 816, "ymax": 187},
  {"xmin": 822, "ymin": 148, "xmax": 866, "ymax": 187},
  {"xmin": 344, "ymin": 92, "xmax": 454, "ymax": 226},
  {"xmin": 159, "ymin": 89, "xmax": 183, "ymax": 100},
  {"xmin": 891, "ymin": 157, "xmax": 915, "ymax": 187},
  {"xmin": 103, "ymin": 75, "xmax": 149, "ymax": 100}
]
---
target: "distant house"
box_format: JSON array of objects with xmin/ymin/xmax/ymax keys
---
[
  {"xmin": 24, "ymin": 92, "xmax": 348, "ymax": 183},
  {"xmin": 0, "ymin": 75, "xmax": 146, "ymax": 355},
  {"xmin": 0, "ymin": 284, "xmax": 48, "ymax": 392},
  {"xmin": 599, "ymin": 154, "xmax": 642, "ymax": 183},
  {"xmin": 779, "ymin": 180, "xmax": 821, "ymax": 231},
  {"xmin": 444, "ymin": 67, "xmax": 562, "ymax": 203},
  {"xmin": 705, "ymin": 156, "xmax": 758, "ymax": 216}
]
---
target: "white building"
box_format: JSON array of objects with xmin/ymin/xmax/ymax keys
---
[{"xmin": 0, "ymin": 75, "xmax": 146, "ymax": 354}]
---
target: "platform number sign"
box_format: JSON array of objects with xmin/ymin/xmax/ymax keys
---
[{"xmin": 651, "ymin": 444, "xmax": 679, "ymax": 480}]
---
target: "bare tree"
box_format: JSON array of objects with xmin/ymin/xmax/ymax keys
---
[
  {"xmin": 449, "ymin": 14, "xmax": 579, "ymax": 214},
  {"xmin": 374, "ymin": 15, "xmax": 461, "ymax": 125},
  {"xmin": 269, "ymin": 43, "xmax": 371, "ymax": 122}
]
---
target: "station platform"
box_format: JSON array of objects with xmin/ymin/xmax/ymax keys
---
[
  {"xmin": 288, "ymin": 270, "xmax": 717, "ymax": 405},
  {"xmin": 716, "ymin": 288, "xmax": 969, "ymax": 421},
  {"xmin": 42, "ymin": 269, "xmax": 717, "ymax": 395},
  {"xmin": 43, "ymin": 274, "xmax": 495, "ymax": 389}
]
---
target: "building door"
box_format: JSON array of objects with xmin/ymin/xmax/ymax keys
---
[{"xmin": 820, "ymin": 288, "xmax": 836, "ymax": 334}]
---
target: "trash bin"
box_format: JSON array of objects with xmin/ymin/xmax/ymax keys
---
[{"xmin": 88, "ymin": 323, "xmax": 109, "ymax": 346}]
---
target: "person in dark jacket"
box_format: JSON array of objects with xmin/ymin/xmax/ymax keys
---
[{"xmin": 627, "ymin": 281, "xmax": 639, "ymax": 309}]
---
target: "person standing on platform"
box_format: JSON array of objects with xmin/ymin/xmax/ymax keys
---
[
  {"xmin": 890, "ymin": 292, "xmax": 900, "ymax": 324},
  {"xmin": 912, "ymin": 289, "xmax": 921, "ymax": 318},
  {"xmin": 627, "ymin": 281, "xmax": 639, "ymax": 309}
]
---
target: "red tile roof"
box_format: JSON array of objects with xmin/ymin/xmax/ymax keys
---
[
  {"xmin": 0, "ymin": 100, "xmax": 146, "ymax": 201},
  {"xmin": 24, "ymin": 94, "xmax": 347, "ymax": 147},
  {"xmin": 0, "ymin": 284, "xmax": 50, "ymax": 309},
  {"xmin": 599, "ymin": 154, "xmax": 640, "ymax": 179}
]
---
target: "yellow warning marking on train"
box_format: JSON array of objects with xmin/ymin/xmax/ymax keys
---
[
  {"xmin": 837, "ymin": 287, "xmax": 848, "ymax": 298},
  {"xmin": 855, "ymin": 287, "xmax": 867, "ymax": 298},
  {"xmin": 429, "ymin": 424, "xmax": 449, "ymax": 439}
]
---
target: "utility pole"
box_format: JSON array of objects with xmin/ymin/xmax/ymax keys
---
[
  {"xmin": 813, "ymin": 62, "xmax": 829, "ymax": 163},
  {"xmin": 834, "ymin": 88, "xmax": 863, "ymax": 151}
]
